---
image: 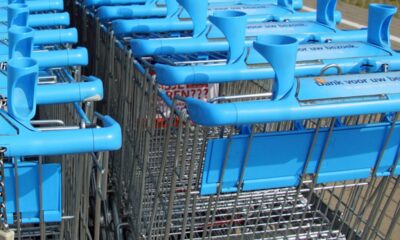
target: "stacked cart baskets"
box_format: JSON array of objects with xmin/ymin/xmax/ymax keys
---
[
  {"xmin": 48, "ymin": 0, "xmax": 400, "ymax": 239},
  {"xmin": 0, "ymin": 0, "xmax": 122, "ymax": 239}
]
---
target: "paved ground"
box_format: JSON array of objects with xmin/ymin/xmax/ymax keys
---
[{"xmin": 304, "ymin": 0, "xmax": 400, "ymax": 48}]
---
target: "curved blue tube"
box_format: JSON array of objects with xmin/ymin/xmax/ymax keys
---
[
  {"xmin": 368, "ymin": 4, "xmax": 397, "ymax": 48},
  {"xmin": 33, "ymin": 28, "xmax": 78, "ymax": 45},
  {"xmin": 28, "ymin": 13, "xmax": 70, "ymax": 28},
  {"xmin": 209, "ymin": 11, "xmax": 247, "ymax": 63},
  {"xmin": 317, "ymin": 0, "xmax": 337, "ymax": 28},
  {"xmin": 0, "ymin": 112, "xmax": 122, "ymax": 157},
  {"xmin": 32, "ymin": 48, "xmax": 89, "ymax": 68},
  {"xmin": 26, "ymin": 0, "xmax": 64, "ymax": 12},
  {"xmin": 7, "ymin": 57, "xmax": 38, "ymax": 126},
  {"xmin": 8, "ymin": 26, "xmax": 34, "ymax": 59},
  {"xmin": 178, "ymin": 0, "xmax": 209, "ymax": 37},
  {"xmin": 92, "ymin": 113, "xmax": 122, "ymax": 152},
  {"xmin": 254, "ymin": 35, "xmax": 298, "ymax": 99},
  {"xmin": 7, "ymin": 3, "xmax": 29, "ymax": 27},
  {"xmin": 36, "ymin": 76, "xmax": 104, "ymax": 104}
]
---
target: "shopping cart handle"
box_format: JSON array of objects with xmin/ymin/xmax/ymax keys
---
[
  {"xmin": 130, "ymin": 29, "xmax": 367, "ymax": 57},
  {"xmin": 26, "ymin": 0, "xmax": 64, "ymax": 12},
  {"xmin": 184, "ymin": 86, "xmax": 400, "ymax": 126},
  {"xmin": 0, "ymin": 111, "xmax": 122, "ymax": 157},
  {"xmin": 97, "ymin": 0, "xmax": 180, "ymax": 20},
  {"xmin": 98, "ymin": 5, "xmax": 167, "ymax": 20},
  {"xmin": 28, "ymin": 12, "xmax": 70, "ymax": 28},
  {"xmin": 84, "ymin": 0, "xmax": 145, "ymax": 7},
  {"xmin": 32, "ymin": 47, "xmax": 89, "ymax": 68},
  {"xmin": 155, "ymin": 62, "xmax": 268, "ymax": 85},
  {"xmin": 34, "ymin": 28, "xmax": 78, "ymax": 45},
  {"xmin": 183, "ymin": 35, "xmax": 400, "ymax": 126},
  {"xmin": 36, "ymin": 76, "xmax": 104, "ymax": 104},
  {"xmin": 112, "ymin": 17, "xmax": 192, "ymax": 36},
  {"xmin": 155, "ymin": 55, "xmax": 400, "ymax": 85}
]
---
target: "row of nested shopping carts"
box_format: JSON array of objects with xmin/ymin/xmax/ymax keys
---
[
  {"xmin": 55, "ymin": 0, "xmax": 400, "ymax": 239},
  {"xmin": 0, "ymin": 0, "xmax": 122, "ymax": 239}
]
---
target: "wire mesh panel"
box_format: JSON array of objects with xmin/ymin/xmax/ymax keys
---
[
  {"xmin": 103, "ymin": 53, "xmax": 400, "ymax": 239},
  {"xmin": 69, "ymin": 1, "xmax": 400, "ymax": 240},
  {"xmin": 38, "ymin": 102, "xmax": 93, "ymax": 240},
  {"xmin": 37, "ymin": 81, "xmax": 112, "ymax": 240}
]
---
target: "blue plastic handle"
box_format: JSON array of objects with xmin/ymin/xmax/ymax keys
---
[
  {"xmin": 97, "ymin": 0, "xmax": 181, "ymax": 20},
  {"xmin": 28, "ymin": 12, "xmax": 70, "ymax": 28},
  {"xmin": 7, "ymin": 0, "xmax": 24, "ymax": 3},
  {"xmin": 0, "ymin": 74, "xmax": 104, "ymax": 105},
  {"xmin": 26, "ymin": 0, "xmax": 64, "ymax": 12},
  {"xmin": 33, "ymin": 28, "xmax": 78, "ymax": 45},
  {"xmin": 98, "ymin": 4, "xmax": 167, "ymax": 20},
  {"xmin": 0, "ymin": 111, "xmax": 122, "ymax": 157},
  {"xmin": 36, "ymin": 76, "xmax": 104, "ymax": 104},
  {"xmin": 184, "ymin": 84, "xmax": 400, "ymax": 126},
  {"xmin": 84, "ymin": 0, "xmax": 144, "ymax": 7},
  {"xmin": 32, "ymin": 48, "xmax": 89, "ymax": 68}
]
